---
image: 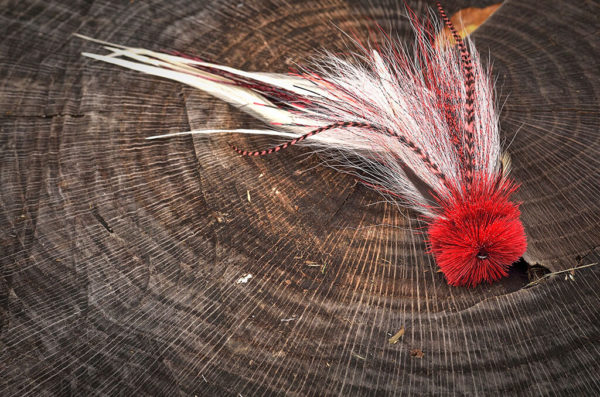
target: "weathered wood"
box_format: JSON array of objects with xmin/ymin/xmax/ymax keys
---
[{"xmin": 1, "ymin": 0, "xmax": 599, "ymax": 395}]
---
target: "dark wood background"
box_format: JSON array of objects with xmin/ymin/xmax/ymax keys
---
[{"xmin": 1, "ymin": 0, "xmax": 599, "ymax": 395}]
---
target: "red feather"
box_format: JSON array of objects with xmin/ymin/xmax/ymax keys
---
[{"xmin": 428, "ymin": 175, "xmax": 527, "ymax": 287}]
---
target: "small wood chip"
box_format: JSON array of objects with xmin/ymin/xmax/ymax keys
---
[
  {"xmin": 321, "ymin": 263, "xmax": 327, "ymax": 274},
  {"xmin": 410, "ymin": 348, "xmax": 424, "ymax": 358},
  {"xmin": 246, "ymin": 190, "xmax": 251, "ymax": 202},
  {"xmin": 388, "ymin": 327, "xmax": 405, "ymax": 344},
  {"xmin": 212, "ymin": 211, "xmax": 227, "ymax": 223},
  {"xmin": 236, "ymin": 274, "xmax": 253, "ymax": 284}
]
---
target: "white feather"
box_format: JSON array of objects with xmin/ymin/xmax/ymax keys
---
[{"xmin": 76, "ymin": 17, "xmax": 500, "ymax": 216}]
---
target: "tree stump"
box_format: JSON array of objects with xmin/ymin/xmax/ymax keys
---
[{"xmin": 1, "ymin": 0, "xmax": 599, "ymax": 395}]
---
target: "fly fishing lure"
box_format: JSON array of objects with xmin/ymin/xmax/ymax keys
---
[{"xmin": 77, "ymin": 2, "xmax": 527, "ymax": 287}]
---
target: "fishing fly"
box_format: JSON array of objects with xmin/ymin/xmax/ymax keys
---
[{"xmin": 77, "ymin": 2, "xmax": 527, "ymax": 287}]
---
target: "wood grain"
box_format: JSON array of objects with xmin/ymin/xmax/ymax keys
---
[{"xmin": 1, "ymin": 0, "xmax": 599, "ymax": 395}]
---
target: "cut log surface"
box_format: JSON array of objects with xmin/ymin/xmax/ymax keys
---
[{"xmin": 1, "ymin": 0, "xmax": 599, "ymax": 395}]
